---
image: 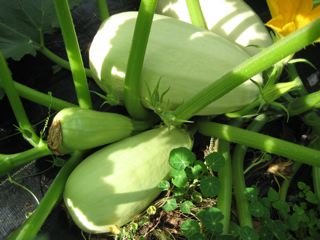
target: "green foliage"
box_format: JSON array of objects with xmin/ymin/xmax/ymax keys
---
[
  {"xmin": 244, "ymin": 184, "xmax": 320, "ymax": 239},
  {"xmin": 197, "ymin": 207, "xmax": 224, "ymax": 235},
  {"xmin": 161, "ymin": 147, "xmax": 228, "ymax": 239},
  {"xmin": 0, "ymin": 0, "xmax": 82, "ymax": 60},
  {"xmin": 169, "ymin": 147, "xmax": 196, "ymax": 170},
  {"xmin": 199, "ymin": 176, "xmax": 220, "ymax": 197},
  {"xmin": 162, "ymin": 198, "xmax": 178, "ymax": 212}
]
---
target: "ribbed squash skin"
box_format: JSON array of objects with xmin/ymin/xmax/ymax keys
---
[
  {"xmin": 64, "ymin": 127, "xmax": 193, "ymax": 234},
  {"xmin": 156, "ymin": 0, "xmax": 272, "ymax": 55},
  {"xmin": 48, "ymin": 107, "xmax": 148, "ymax": 155},
  {"xmin": 89, "ymin": 12, "xmax": 263, "ymax": 116}
]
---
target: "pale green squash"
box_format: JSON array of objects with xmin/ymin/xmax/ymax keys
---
[
  {"xmin": 89, "ymin": 12, "xmax": 263, "ymax": 116},
  {"xmin": 48, "ymin": 107, "xmax": 150, "ymax": 155},
  {"xmin": 64, "ymin": 126, "xmax": 192, "ymax": 234},
  {"xmin": 156, "ymin": 0, "xmax": 272, "ymax": 55}
]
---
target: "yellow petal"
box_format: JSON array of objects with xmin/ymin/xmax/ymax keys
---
[
  {"xmin": 296, "ymin": 0, "xmax": 313, "ymax": 16},
  {"xmin": 266, "ymin": 0, "xmax": 281, "ymax": 18},
  {"xmin": 280, "ymin": 22, "xmax": 297, "ymax": 36}
]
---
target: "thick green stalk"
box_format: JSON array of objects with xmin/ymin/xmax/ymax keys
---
[
  {"xmin": 0, "ymin": 142, "xmax": 51, "ymax": 176},
  {"xmin": 123, "ymin": 0, "xmax": 158, "ymax": 120},
  {"xmin": 186, "ymin": 0, "xmax": 207, "ymax": 29},
  {"xmin": 171, "ymin": 19, "xmax": 320, "ymax": 125},
  {"xmin": 197, "ymin": 121, "xmax": 320, "ymax": 167},
  {"xmin": 8, "ymin": 151, "xmax": 83, "ymax": 240},
  {"xmin": 303, "ymin": 121, "xmax": 320, "ymax": 201},
  {"xmin": 54, "ymin": 0, "xmax": 92, "ymax": 109},
  {"xmin": 0, "ymin": 52, "xmax": 39, "ymax": 146},
  {"xmin": 96, "ymin": 0, "xmax": 109, "ymax": 21},
  {"xmin": 227, "ymin": 79, "xmax": 301, "ymax": 118},
  {"xmin": 217, "ymin": 140, "xmax": 232, "ymax": 234},
  {"xmin": 39, "ymin": 46, "xmax": 93, "ymax": 79},
  {"xmin": 313, "ymin": 166, "xmax": 320, "ymax": 201},
  {"xmin": 3, "ymin": 80, "xmax": 76, "ymax": 110},
  {"xmin": 288, "ymin": 90, "xmax": 320, "ymax": 116},
  {"xmin": 232, "ymin": 114, "xmax": 268, "ymax": 228}
]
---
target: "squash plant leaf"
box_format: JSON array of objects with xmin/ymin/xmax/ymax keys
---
[{"xmin": 0, "ymin": 0, "xmax": 82, "ymax": 60}]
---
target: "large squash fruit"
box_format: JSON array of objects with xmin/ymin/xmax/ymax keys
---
[
  {"xmin": 89, "ymin": 12, "xmax": 263, "ymax": 116},
  {"xmin": 156, "ymin": 0, "xmax": 272, "ymax": 55},
  {"xmin": 64, "ymin": 126, "xmax": 193, "ymax": 234}
]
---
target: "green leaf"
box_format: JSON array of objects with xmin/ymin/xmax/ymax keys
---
[
  {"xmin": 0, "ymin": 0, "xmax": 82, "ymax": 60},
  {"xmin": 249, "ymin": 201, "xmax": 268, "ymax": 218},
  {"xmin": 239, "ymin": 226, "xmax": 259, "ymax": 240},
  {"xmin": 163, "ymin": 198, "xmax": 178, "ymax": 212},
  {"xmin": 272, "ymin": 200, "xmax": 289, "ymax": 217},
  {"xmin": 200, "ymin": 176, "xmax": 220, "ymax": 197},
  {"xmin": 172, "ymin": 170, "xmax": 188, "ymax": 188},
  {"xmin": 305, "ymin": 191, "xmax": 319, "ymax": 204},
  {"xmin": 191, "ymin": 161, "xmax": 205, "ymax": 178},
  {"xmin": 267, "ymin": 188, "xmax": 280, "ymax": 202},
  {"xmin": 169, "ymin": 147, "xmax": 196, "ymax": 170},
  {"xmin": 259, "ymin": 225, "xmax": 275, "ymax": 240},
  {"xmin": 158, "ymin": 180, "xmax": 170, "ymax": 191},
  {"xmin": 245, "ymin": 187, "xmax": 259, "ymax": 202},
  {"xmin": 265, "ymin": 220, "xmax": 289, "ymax": 240},
  {"xmin": 180, "ymin": 219, "xmax": 204, "ymax": 240},
  {"xmin": 197, "ymin": 207, "xmax": 224, "ymax": 234},
  {"xmin": 180, "ymin": 200, "xmax": 194, "ymax": 214},
  {"xmin": 205, "ymin": 152, "xmax": 225, "ymax": 172}
]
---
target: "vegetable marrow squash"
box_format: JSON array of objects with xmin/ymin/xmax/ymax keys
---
[
  {"xmin": 89, "ymin": 12, "xmax": 263, "ymax": 116},
  {"xmin": 48, "ymin": 107, "xmax": 150, "ymax": 155},
  {"xmin": 64, "ymin": 126, "xmax": 193, "ymax": 234},
  {"xmin": 156, "ymin": 0, "xmax": 272, "ymax": 55}
]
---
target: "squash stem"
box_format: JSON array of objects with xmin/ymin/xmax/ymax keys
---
[
  {"xmin": 8, "ymin": 151, "xmax": 83, "ymax": 240},
  {"xmin": 0, "ymin": 51, "xmax": 40, "ymax": 146},
  {"xmin": 312, "ymin": 165, "xmax": 320, "ymax": 201},
  {"xmin": 96, "ymin": 0, "xmax": 109, "ymax": 21},
  {"xmin": 197, "ymin": 121, "xmax": 320, "ymax": 167},
  {"xmin": 0, "ymin": 79, "xmax": 76, "ymax": 110},
  {"xmin": 172, "ymin": 19, "xmax": 320, "ymax": 125},
  {"xmin": 0, "ymin": 141, "xmax": 51, "ymax": 176},
  {"xmin": 232, "ymin": 114, "xmax": 268, "ymax": 228},
  {"xmin": 39, "ymin": 46, "xmax": 93, "ymax": 79},
  {"xmin": 53, "ymin": 0, "xmax": 92, "ymax": 109},
  {"xmin": 123, "ymin": 0, "xmax": 158, "ymax": 120},
  {"xmin": 217, "ymin": 139, "xmax": 232, "ymax": 234},
  {"xmin": 186, "ymin": 0, "xmax": 208, "ymax": 29},
  {"xmin": 288, "ymin": 90, "xmax": 320, "ymax": 116}
]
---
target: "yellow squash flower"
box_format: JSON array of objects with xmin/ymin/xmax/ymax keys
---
[{"xmin": 265, "ymin": 0, "xmax": 320, "ymax": 37}]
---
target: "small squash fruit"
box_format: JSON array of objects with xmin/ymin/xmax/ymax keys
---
[{"xmin": 48, "ymin": 107, "xmax": 150, "ymax": 155}]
